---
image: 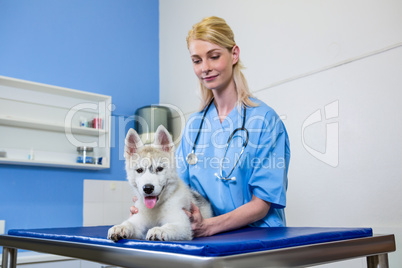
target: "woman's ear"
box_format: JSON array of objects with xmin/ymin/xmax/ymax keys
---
[{"xmin": 232, "ymin": 45, "xmax": 240, "ymax": 65}]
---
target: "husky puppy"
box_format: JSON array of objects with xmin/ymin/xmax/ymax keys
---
[{"xmin": 108, "ymin": 125, "xmax": 212, "ymax": 241}]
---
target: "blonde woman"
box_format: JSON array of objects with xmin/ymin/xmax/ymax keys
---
[{"xmin": 133, "ymin": 16, "xmax": 290, "ymax": 238}]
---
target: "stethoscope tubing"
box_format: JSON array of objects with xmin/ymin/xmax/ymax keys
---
[
  {"xmin": 187, "ymin": 98, "xmax": 249, "ymax": 180},
  {"xmin": 190, "ymin": 98, "xmax": 214, "ymax": 155}
]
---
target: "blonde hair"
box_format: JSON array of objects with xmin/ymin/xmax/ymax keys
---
[{"xmin": 187, "ymin": 16, "xmax": 257, "ymax": 110}]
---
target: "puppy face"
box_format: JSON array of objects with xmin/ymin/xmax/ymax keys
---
[{"xmin": 124, "ymin": 125, "xmax": 176, "ymax": 209}]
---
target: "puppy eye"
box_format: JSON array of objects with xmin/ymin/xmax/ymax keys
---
[
  {"xmin": 136, "ymin": 168, "xmax": 144, "ymax": 173},
  {"xmin": 156, "ymin": 166, "xmax": 164, "ymax": 172}
]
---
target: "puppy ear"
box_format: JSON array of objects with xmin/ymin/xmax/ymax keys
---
[
  {"xmin": 125, "ymin": 128, "xmax": 144, "ymax": 158},
  {"xmin": 154, "ymin": 125, "xmax": 174, "ymax": 153}
]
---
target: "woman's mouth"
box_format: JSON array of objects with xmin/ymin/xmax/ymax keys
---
[{"xmin": 203, "ymin": 74, "xmax": 219, "ymax": 82}]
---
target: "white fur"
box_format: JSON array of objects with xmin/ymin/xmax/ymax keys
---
[{"xmin": 108, "ymin": 125, "xmax": 212, "ymax": 241}]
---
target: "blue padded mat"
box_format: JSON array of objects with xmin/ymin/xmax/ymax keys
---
[{"xmin": 8, "ymin": 226, "xmax": 373, "ymax": 257}]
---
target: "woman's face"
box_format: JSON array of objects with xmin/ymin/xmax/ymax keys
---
[{"xmin": 189, "ymin": 39, "xmax": 239, "ymax": 93}]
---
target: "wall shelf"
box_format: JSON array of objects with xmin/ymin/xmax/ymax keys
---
[
  {"xmin": 0, "ymin": 157, "xmax": 106, "ymax": 170},
  {"xmin": 0, "ymin": 115, "xmax": 107, "ymax": 136},
  {"xmin": 0, "ymin": 75, "xmax": 112, "ymax": 170}
]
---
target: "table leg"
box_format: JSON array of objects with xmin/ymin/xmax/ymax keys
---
[
  {"xmin": 1, "ymin": 247, "xmax": 17, "ymax": 268},
  {"xmin": 367, "ymin": 253, "xmax": 389, "ymax": 268}
]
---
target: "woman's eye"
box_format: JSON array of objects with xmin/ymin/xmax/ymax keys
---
[
  {"xmin": 156, "ymin": 166, "xmax": 164, "ymax": 172},
  {"xmin": 136, "ymin": 168, "xmax": 144, "ymax": 173},
  {"xmin": 192, "ymin": 59, "xmax": 201, "ymax": 64},
  {"xmin": 211, "ymin": 55, "xmax": 220, "ymax": 60}
]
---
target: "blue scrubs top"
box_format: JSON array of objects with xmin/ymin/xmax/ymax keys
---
[{"xmin": 176, "ymin": 98, "xmax": 290, "ymax": 227}]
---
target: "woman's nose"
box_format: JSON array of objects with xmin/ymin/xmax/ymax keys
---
[{"xmin": 201, "ymin": 61, "xmax": 211, "ymax": 73}]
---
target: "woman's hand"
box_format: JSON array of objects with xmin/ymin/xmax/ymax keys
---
[
  {"xmin": 183, "ymin": 203, "xmax": 210, "ymax": 237},
  {"xmin": 185, "ymin": 195, "xmax": 270, "ymax": 237},
  {"xmin": 130, "ymin": 196, "xmax": 139, "ymax": 216}
]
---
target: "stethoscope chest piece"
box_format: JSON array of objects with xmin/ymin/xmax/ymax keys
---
[{"xmin": 186, "ymin": 152, "xmax": 198, "ymax": 165}]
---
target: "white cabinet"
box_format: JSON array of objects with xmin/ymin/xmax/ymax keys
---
[{"xmin": 0, "ymin": 76, "xmax": 111, "ymax": 170}]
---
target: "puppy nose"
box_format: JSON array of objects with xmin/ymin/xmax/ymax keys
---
[{"xmin": 143, "ymin": 184, "xmax": 154, "ymax": 194}]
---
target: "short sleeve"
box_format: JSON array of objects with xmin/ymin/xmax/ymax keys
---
[{"xmin": 248, "ymin": 111, "xmax": 290, "ymax": 208}]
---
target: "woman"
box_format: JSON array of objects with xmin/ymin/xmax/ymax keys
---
[{"xmin": 133, "ymin": 16, "xmax": 290, "ymax": 238}]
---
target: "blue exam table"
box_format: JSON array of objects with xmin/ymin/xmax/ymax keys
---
[{"xmin": 0, "ymin": 226, "xmax": 396, "ymax": 267}]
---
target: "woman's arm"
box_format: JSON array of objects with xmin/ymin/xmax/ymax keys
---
[{"xmin": 184, "ymin": 195, "xmax": 271, "ymax": 237}]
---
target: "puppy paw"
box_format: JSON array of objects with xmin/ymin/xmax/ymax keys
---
[
  {"xmin": 146, "ymin": 227, "xmax": 169, "ymax": 241},
  {"xmin": 108, "ymin": 225, "xmax": 131, "ymax": 242}
]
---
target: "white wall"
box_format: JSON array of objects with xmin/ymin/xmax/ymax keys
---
[
  {"xmin": 83, "ymin": 180, "xmax": 133, "ymax": 226},
  {"xmin": 159, "ymin": 1, "xmax": 402, "ymax": 267}
]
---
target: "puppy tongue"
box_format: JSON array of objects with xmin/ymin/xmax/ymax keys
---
[{"xmin": 144, "ymin": 196, "xmax": 157, "ymax": 209}]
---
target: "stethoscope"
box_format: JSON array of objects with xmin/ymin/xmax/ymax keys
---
[{"xmin": 186, "ymin": 98, "xmax": 249, "ymax": 181}]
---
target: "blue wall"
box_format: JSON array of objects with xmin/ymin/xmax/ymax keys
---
[{"xmin": 0, "ymin": 0, "xmax": 159, "ymax": 233}]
